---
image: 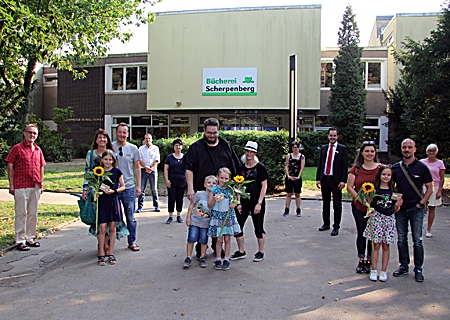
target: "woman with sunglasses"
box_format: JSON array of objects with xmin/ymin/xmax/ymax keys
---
[
  {"xmin": 420, "ymin": 144, "xmax": 446, "ymax": 238},
  {"xmin": 347, "ymin": 141, "xmax": 380, "ymax": 274}
]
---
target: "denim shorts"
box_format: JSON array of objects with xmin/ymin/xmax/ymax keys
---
[{"xmin": 187, "ymin": 225, "xmax": 208, "ymax": 244}]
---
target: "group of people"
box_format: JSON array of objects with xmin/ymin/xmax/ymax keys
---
[
  {"xmin": 6, "ymin": 121, "xmax": 445, "ymax": 280},
  {"xmin": 313, "ymin": 128, "xmax": 444, "ymax": 283}
]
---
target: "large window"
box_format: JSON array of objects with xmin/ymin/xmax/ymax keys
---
[
  {"xmin": 320, "ymin": 63, "xmax": 333, "ymax": 88},
  {"xmin": 107, "ymin": 64, "xmax": 147, "ymax": 92},
  {"xmin": 361, "ymin": 61, "xmax": 385, "ymax": 89},
  {"xmin": 198, "ymin": 115, "xmax": 283, "ymax": 132}
]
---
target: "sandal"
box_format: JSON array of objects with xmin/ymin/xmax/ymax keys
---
[
  {"xmin": 108, "ymin": 255, "xmax": 117, "ymax": 265},
  {"xmin": 17, "ymin": 243, "xmax": 30, "ymax": 251},
  {"xmin": 26, "ymin": 241, "xmax": 40, "ymax": 247},
  {"xmin": 97, "ymin": 256, "xmax": 106, "ymax": 266},
  {"xmin": 128, "ymin": 243, "xmax": 140, "ymax": 252}
]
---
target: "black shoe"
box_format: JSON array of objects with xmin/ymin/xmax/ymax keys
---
[
  {"xmin": 176, "ymin": 216, "xmax": 183, "ymax": 223},
  {"xmin": 414, "ymin": 270, "xmax": 424, "ymax": 282},
  {"xmin": 319, "ymin": 225, "xmax": 330, "ymax": 231},
  {"xmin": 283, "ymin": 208, "xmax": 289, "ymax": 217},
  {"xmin": 364, "ymin": 260, "xmax": 371, "ymax": 274},
  {"xmin": 356, "ymin": 260, "xmax": 364, "ymax": 273},
  {"xmin": 166, "ymin": 217, "xmax": 173, "ymax": 224},
  {"xmin": 330, "ymin": 228, "xmax": 339, "ymax": 236},
  {"xmin": 230, "ymin": 251, "xmax": 247, "ymax": 260},
  {"xmin": 393, "ymin": 266, "xmax": 409, "ymax": 277},
  {"xmin": 296, "ymin": 208, "xmax": 302, "ymax": 217}
]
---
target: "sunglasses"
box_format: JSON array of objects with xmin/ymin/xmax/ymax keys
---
[
  {"xmin": 119, "ymin": 147, "xmax": 123, "ymax": 157},
  {"xmin": 362, "ymin": 141, "xmax": 375, "ymax": 145}
]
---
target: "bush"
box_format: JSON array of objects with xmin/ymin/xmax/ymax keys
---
[
  {"xmin": 74, "ymin": 142, "xmax": 92, "ymax": 158},
  {"xmin": 154, "ymin": 130, "xmax": 329, "ymax": 190}
]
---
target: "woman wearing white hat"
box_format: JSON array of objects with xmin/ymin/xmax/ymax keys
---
[
  {"xmin": 420, "ymin": 144, "xmax": 446, "ymax": 237},
  {"xmin": 230, "ymin": 141, "xmax": 269, "ymax": 262}
]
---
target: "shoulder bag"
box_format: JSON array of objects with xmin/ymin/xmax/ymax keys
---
[{"xmin": 400, "ymin": 162, "xmax": 428, "ymax": 213}]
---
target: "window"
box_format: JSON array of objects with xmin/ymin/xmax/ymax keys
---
[
  {"xmin": 315, "ymin": 116, "xmax": 330, "ymax": 128},
  {"xmin": 361, "ymin": 61, "xmax": 385, "ymax": 89},
  {"xmin": 107, "ymin": 64, "xmax": 147, "ymax": 92},
  {"xmin": 320, "ymin": 63, "xmax": 333, "ymax": 88},
  {"xmin": 43, "ymin": 73, "xmax": 58, "ymax": 87}
]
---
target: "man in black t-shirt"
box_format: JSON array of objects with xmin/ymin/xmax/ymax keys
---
[{"xmin": 182, "ymin": 118, "xmax": 240, "ymax": 258}]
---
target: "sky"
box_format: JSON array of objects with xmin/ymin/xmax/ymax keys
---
[{"xmin": 108, "ymin": 0, "xmax": 447, "ymax": 53}]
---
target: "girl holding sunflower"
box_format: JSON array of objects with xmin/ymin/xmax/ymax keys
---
[
  {"xmin": 363, "ymin": 165, "xmax": 403, "ymax": 281},
  {"xmin": 96, "ymin": 150, "xmax": 126, "ymax": 266},
  {"xmin": 346, "ymin": 142, "xmax": 380, "ymax": 274}
]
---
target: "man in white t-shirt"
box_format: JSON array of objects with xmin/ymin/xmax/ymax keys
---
[{"xmin": 138, "ymin": 133, "xmax": 160, "ymax": 212}]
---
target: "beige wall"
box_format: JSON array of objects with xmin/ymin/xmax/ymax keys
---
[{"xmin": 147, "ymin": 6, "xmax": 321, "ymax": 111}]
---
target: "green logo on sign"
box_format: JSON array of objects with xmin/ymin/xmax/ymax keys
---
[{"xmin": 242, "ymin": 77, "xmax": 254, "ymax": 84}]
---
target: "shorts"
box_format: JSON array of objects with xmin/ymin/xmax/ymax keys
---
[
  {"xmin": 285, "ymin": 176, "xmax": 302, "ymax": 194},
  {"xmin": 428, "ymin": 185, "xmax": 442, "ymax": 207},
  {"xmin": 187, "ymin": 225, "xmax": 208, "ymax": 244}
]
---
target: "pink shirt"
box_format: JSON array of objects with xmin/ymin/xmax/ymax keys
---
[{"xmin": 420, "ymin": 159, "xmax": 445, "ymax": 186}]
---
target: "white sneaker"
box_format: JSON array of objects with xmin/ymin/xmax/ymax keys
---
[
  {"xmin": 369, "ymin": 270, "xmax": 378, "ymax": 281},
  {"xmin": 426, "ymin": 232, "xmax": 432, "ymax": 238},
  {"xmin": 379, "ymin": 271, "xmax": 388, "ymax": 282}
]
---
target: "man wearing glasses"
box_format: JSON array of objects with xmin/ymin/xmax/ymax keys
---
[
  {"xmin": 6, "ymin": 124, "xmax": 46, "ymax": 251},
  {"xmin": 182, "ymin": 117, "xmax": 240, "ymax": 258},
  {"xmin": 112, "ymin": 123, "xmax": 142, "ymax": 251}
]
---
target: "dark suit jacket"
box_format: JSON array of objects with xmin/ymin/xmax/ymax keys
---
[{"xmin": 315, "ymin": 143, "xmax": 348, "ymax": 185}]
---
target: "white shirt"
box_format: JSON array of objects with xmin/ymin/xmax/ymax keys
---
[
  {"xmin": 139, "ymin": 144, "xmax": 160, "ymax": 167},
  {"xmin": 324, "ymin": 142, "xmax": 338, "ymax": 176}
]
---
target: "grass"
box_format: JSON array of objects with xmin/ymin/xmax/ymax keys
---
[{"xmin": 0, "ymin": 202, "xmax": 79, "ymax": 250}]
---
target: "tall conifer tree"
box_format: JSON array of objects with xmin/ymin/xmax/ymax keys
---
[{"xmin": 327, "ymin": 5, "xmax": 366, "ymax": 163}]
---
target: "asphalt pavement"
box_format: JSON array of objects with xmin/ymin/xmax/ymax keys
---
[{"xmin": 0, "ymin": 190, "xmax": 449, "ymax": 319}]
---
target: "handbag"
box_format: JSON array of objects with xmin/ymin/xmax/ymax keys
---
[
  {"xmin": 71, "ymin": 192, "xmax": 96, "ymax": 225},
  {"xmin": 400, "ymin": 163, "xmax": 428, "ymax": 213}
]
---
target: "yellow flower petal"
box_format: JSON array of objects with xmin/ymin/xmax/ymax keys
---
[
  {"xmin": 234, "ymin": 175, "xmax": 244, "ymax": 184},
  {"xmin": 362, "ymin": 182, "xmax": 374, "ymax": 194},
  {"xmin": 93, "ymin": 166, "xmax": 104, "ymax": 177}
]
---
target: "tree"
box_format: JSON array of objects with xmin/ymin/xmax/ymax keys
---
[
  {"xmin": 327, "ymin": 5, "xmax": 366, "ymax": 164},
  {"xmin": 0, "ymin": 0, "xmax": 160, "ymax": 170},
  {"xmin": 386, "ymin": 1, "xmax": 450, "ymax": 161}
]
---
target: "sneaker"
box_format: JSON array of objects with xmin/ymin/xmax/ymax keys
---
[
  {"xmin": 364, "ymin": 260, "xmax": 372, "ymax": 274},
  {"xmin": 183, "ymin": 257, "xmax": 191, "ymax": 268},
  {"xmin": 426, "ymin": 231, "xmax": 432, "ymax": 238},
  {"xmin": 283, "ymin": 208, "xmax": 289, "ymax": 217},
  {"xmin": 200, "ymin": 257, "xmax": 207, "ymax": 268},
  {"xmin": 222, "ymin": 260, "xmax": 230, "ymax": 271},
  {"xmin": 166, "ymin": 217, "xmax": 173, "ymax": 224},
  {"xmin": 393, "ymin": 266, "xmax": 409, "ymax": 277},
  {"xmin": 214, "ymin": 260, "xmax": 222, "ymax": 270},
  {"xmin": 155, "ymin": 207, "xmax": 161, "ymax": 212},
  {"xmin": 369, "ymin": 270, "xmax": 378, "ymax": 281},
  {"xmin": 356, "ymin": 260, "xmax": 364, "ymax": 273},
  {"xmin": 177, "ymin": 216, "xmax": 183, "ymax": 223},
  {"xmin": 253, "ymin": 252, "xmax": 264, "ymax": 262},
  {"xmin": 230, "ymin": 251, "xmax": 247, "ymax": 260},
  {"xmin": 296, "ymin": 208, "xmax": 302, "ymax": 217},
  {"xmin": 379, "ymin": 271, "xmax": 388, "ymax": 282},
  {"xmin": 414, "ymin": 270, "xmax": 424, "ymax": 282},
  {"xmin": 135, "ymin": 207, "xmax": 143, "ymax": 213}
]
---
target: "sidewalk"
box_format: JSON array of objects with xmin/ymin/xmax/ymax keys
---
[{"xmin": 0, "ymin": 190, "xmax": 449, "ymax": 319}]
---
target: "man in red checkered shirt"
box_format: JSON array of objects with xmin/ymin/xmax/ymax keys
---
[{"xmin": 6, "ymin": 124, "xmax": 46, "ymax": 251}]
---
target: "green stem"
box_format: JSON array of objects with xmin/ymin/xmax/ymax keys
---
[{"xmin": 218, "ymin": 208, "xmax": 230, "ymax": 239}]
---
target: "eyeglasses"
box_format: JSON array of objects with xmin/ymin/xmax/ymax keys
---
[
  {"xmin": 118, "ymin": 147, "xmax": 123, "ymax": 157},
  {"xmin": 205, "ymin": 131, "xmax": 219, "ymax": 135},
  {"xmin": 26, "ymin": 131, "xmax": 38, "ymax": 135},
  {"xmin": 362, "ymin": 141, "xmax": 375, "ymax": 145}
]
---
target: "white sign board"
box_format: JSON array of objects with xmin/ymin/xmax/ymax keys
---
[{"xmin": 202, "ymin": 68, "xmax": 257, "ymax": 96}]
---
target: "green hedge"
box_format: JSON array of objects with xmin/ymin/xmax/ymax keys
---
[{"xmin": 154, "ymin": 130, "xmax": 329, "ymax": 190}]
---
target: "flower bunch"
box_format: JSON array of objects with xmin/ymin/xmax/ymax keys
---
[
  {"xmin": 217, "ymin": 175, "xmax": 253, "ymax": 238},
  {"xmin": 355, "ymin": 182, "xmax": 380, "ymax": 250},
  {"xmin": 84, "ymin": 166, "xmax": 113, "ymax": 232}
]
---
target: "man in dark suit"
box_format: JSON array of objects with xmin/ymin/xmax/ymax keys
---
[{"xmin": 315, "ymin": 128, "xmax": 348, "ymax": 236}]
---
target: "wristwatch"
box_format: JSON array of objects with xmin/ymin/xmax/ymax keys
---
[
  {"xmin": 257, "ymin": 200, "xmax": 263, "ymax": 205},
  {"xmin": 418, "ymin": 202, "xmax": 424, "ymax": 208}
]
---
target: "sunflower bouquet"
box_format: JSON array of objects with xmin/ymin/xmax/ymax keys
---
[
  {"xmin": 355, "ymin": 182, "xmax": 380, "ymax": 250},
  {"xmin": 84, "ymin": 166, "xmax": 113, "ymax": 232},
  {"xmin": 217, "ymin": 175, "xmax": 254, "ymax": 238}
]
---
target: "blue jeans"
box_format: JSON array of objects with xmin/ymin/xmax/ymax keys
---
[
  {"xmin": 395, "ymin": 206, "xmax": 424, "ymax": 272},
  {"xmin": 138, "ymin": 169, "xmax": 159, "ymax": 209},
  {"xmin": 187, "ymin": 225, "xmax": 208, "ymax": 244},
  {"xmin": 118, "ymin": 188, "xmax": 137, "ymax": 244}
]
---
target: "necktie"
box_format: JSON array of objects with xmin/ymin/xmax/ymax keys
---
[{"xmin": 325, "ymin": 143, "xmax": 334, "ymax": 175}]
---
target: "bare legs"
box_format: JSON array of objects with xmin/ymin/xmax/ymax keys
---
[
  {"xmin": 427, "ymin": 206, "xmax": 436, "ymax": 234},
  {"xmin": 187, "ymin": 242, "xmax": 206, "ymax": 258},
  {"xmin": 216, "ymin": 236, "xmax": 231, "ymax": 258},
  {"xmin": 371, "ymin": 242, "xmax": 390, "ymax": 271},
  {"xmin": 285, "ymin": 193, "xmax": 301, "ymax": 210}
]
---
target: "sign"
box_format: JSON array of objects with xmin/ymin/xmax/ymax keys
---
[{"xmin": 202, "ymin": 68, "xmax": 257, "ymax": 96}]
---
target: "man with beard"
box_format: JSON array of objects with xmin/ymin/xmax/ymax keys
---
[
  {"xmin": 182, "ymin": 117, "xmax": 240, "ymax": 258},
  {"xmin": 392, "ymin": 138, "xmax": 433, "ymax": 282}
]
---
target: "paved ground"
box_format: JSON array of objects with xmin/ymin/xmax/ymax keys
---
[{"xmin": 0, "ymin": 191, "xmax": 449, "ymax": 319}]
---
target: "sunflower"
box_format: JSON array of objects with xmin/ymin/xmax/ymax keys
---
[
  {"xmin": 93, "ymin": 166, "xmax": 105, "ymax": 177},
  {"xmin": 234, "ymin": 175, "xmax": 245, "ymax": 184},
  {"xmin": 362, "ymin": 182, "xmax": 375, "ymax": 194}
]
